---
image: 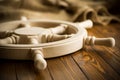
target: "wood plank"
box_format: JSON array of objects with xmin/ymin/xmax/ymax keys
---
[
  {"xmin": 0, "ymin": 60, "xmax": 16, "ymax": 80},
  {"xmin": 15, "ymin": 61, "xmax": 35, "ymax": 80},
  {"xmin": 47, "ymin": 58, "xmax": 73, "ymax": 80},
  {"xmin": 72, "ymin": 49, "xmax": 120, "ymax": 80},
  {"xmin": 15, "ymin": 60, "xmax": 52, "ymax": 80},
  {"xmin": 15, "ymin": 61, "xmax": 36, "ymax": 80},
  {"xmin": 93, "ymin": 47, "xmax": 120, "ymax": 74},
  {"xmin": 47, "ymin": 56, "xmax": 88, "ymax": 80},
  {"xmin": 88, "ymin": 24, "xmax": 120, "ymax": 74},
  {"xmin": 35, "ymin": 61, "xmax": 52, "ymax": 80},
  {"xmin": 60, "ymin": 55, "xmax": 88, "ymax": 80}
]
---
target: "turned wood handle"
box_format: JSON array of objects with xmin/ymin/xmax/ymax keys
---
[
  {"xmin": 85, "ymin": 36, "xmax": 115, "ymax": 47},
  {"xmin": 47, "ymin": 24, "xmax": 68, "ymax": 34},
  {"xmin": 0, "ymin": 35, "xmax": 19, "ymax": 45},
  {"xmin": 41, "ymin": 34, "xmax": 73, "ymax": 43},
  {"xmin": 29, "ymin": 38, "xmax": 47, "ymax": 70},
  {"xmin": 75, "ymin": 20, "xmax": 93, "ymax": 29},
  {"xmin": 21, "ymin": 16, "xmax": 31, "ymax": 28},
  {"xmin": 31, "ymin": 49, "xmax": 47, "ymax": 70},
  {"xmin": 0, "ymin": 31, "xmax": 13, "ymax": 38},
  {"xmin": 94, "ymin": 37, "xmax": 115, "ymax": 47}
]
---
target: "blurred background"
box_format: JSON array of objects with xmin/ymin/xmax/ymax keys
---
[{"xmin": 0, "ymin": 0, "xmax": 120, "ymax": 25}]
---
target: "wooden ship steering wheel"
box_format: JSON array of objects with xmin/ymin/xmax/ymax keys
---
[{"xmin": 0, "ymin": 17, "xmax": 115, "ymax": 70}]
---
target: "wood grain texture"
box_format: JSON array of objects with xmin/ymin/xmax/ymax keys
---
[
  {"xmin": 35, "ymin": 68, "xmax": 52, "ymax": 80},
  {"xmin": 72, "ymin": 49, "xmax": 120, "ymax": 80},
  {"xmin": 47, "ymin": 56, "xmax": 88, "ymax": 80},
  {"xmin": 0, "ymin": 60, "xmax": 16, "ymax": 80},
  {"xmin": 0, "ymin": 23, "xmax": 120, "ymax": 80},
  {"xmin": 15, "ymin": 61, "xmax": 36, "ymax": 80},
  {"xmin": 87, "ymin": 24, "xmax": 120, "ymax": 75}
]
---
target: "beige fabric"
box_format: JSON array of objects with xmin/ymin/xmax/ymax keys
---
[{"xmin": 0, "ymin": 0, "xmax": 120, "ymax": 25}]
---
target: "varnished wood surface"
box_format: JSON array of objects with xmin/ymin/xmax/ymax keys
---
[{"xmin": 0, "ymin": 23, "xmax": 120, "ymax": 80}]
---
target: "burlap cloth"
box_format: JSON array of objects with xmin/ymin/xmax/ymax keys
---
[{"xmin": 0, "ymin": 0, "xmax": 120, "ymax": 25}]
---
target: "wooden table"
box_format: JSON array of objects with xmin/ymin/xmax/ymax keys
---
[{"xmin": 0, "ymin": 23, "xmax": 120, "ymax": 80}]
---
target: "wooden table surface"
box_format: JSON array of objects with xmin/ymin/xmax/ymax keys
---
[{"xmin": 0, "ymin": 23, "xmax": 120, "ymax": 80}]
